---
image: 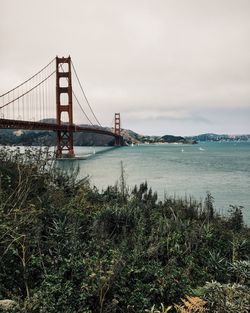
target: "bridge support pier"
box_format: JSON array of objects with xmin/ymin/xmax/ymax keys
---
[
  {"xmin": 114, "ymin": 112, "xmax": 121, "ymax": 146},
  {"xmin": 56, "ymin": 56, "xmax": 75, "ymax": 158}
]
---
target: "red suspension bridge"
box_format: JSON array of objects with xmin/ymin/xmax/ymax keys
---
[{"xmin": 0, "ymin": 56, "xmax": 122, "ymax": 158}]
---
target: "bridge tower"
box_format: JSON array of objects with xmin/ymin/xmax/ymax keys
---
[
  {"xmin": 56, "ymin": 56, "xmax": 74, "ymax": 158},
  {"xmin": 114, "ymin": 112, "xmax": 121, "ymax": 146}
]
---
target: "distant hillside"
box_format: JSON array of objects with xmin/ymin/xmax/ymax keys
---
[
  {"xmin": 0, "ymin": 129, "xmax": 55, "ymax": 146},
  {"xmin": 0, "ymin": 129, "xmax": 116, "ymax": 146},
  {"xmin": 0, "ymin": 128, "xmax": 196, "ymax": 146},
  {"xmin": 116, "ymin": 131, "xmax": 197, "ymax": 144},
  {"xmin": 161, "ymin": 135, "xmax": 196, "ymax": 144},
  {"xmin": 185, "ymin": 133, "xmax": 250, "ymax": 142}
]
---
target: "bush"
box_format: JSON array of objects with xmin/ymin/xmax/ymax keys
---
[{"xmin": 0, "ymin": 147, "xmax": 249, "ymax": 312}]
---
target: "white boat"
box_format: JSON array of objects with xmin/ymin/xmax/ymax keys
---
[{"xmin": 199, "ymin": 147, "xmax": 205, "ymax": 151}]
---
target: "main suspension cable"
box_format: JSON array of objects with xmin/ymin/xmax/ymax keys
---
[
  {"xmin": 71, "ymin": 61, "xmax": 102, "ymax": 127},
  {"xmin": 0, "ymin": 57, "xmax": 56, "ymax": 98},
  {"xmin": 0, "ymin": 71, "xmax": 56, "ymax": 110},
  {"xmin": 72, "ymin": 90, "xmax": 94, "ymax": 126}
]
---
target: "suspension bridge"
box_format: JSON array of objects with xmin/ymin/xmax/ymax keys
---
[{"xmin": 0, "ymin": 56, "xmax": 122, "ymax": 158}]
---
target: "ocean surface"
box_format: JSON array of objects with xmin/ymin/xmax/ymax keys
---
[{"xmin": 57, "ymin": 142, "xmax": 250, "ymax": 223}]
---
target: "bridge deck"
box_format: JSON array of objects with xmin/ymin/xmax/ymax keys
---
[{"xmin": 0, "ymin": 118, "xmax": 118, "ymax": 138}]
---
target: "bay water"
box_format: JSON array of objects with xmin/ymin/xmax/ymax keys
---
[{"xmin": 57, "ymin": 142, "xmax": 250, "ymax": 223}]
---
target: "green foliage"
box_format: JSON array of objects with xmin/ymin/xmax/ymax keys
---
[
  {"xmin": 203, "ymin": 281, "xmax": 250, "ymax": 313},
  {"xmin": 229, "ymin": 260, "xmax": 250, "ymax": 285},
  {"xmin": 203, "ymin": 191, "xmax": 215, "ymax": 220},
  {"xmin": 0, "ymin": 147, "xmax": 249, "ymax": 312},
  {"xmin": 145, "ymin": 303, "xmax": 172, "ymax": 313},
  {"xmin": 228, "ymin": 205, "xmax": 244, "ymax": 232}
]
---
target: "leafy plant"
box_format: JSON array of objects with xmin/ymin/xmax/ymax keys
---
[
  {"xmin": 145, "ymin": 303, "xmax": 172, "ymax": 313},
  {"xmin": 203, "ymin": 281, "xmax": 250, "ymax": 313},
  {"xmin": 174, "ymin": 296, "xmax": 206, "ymax": 313}
]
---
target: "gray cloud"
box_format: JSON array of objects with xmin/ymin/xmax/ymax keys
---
[{"xmin": 0, "ymin": 0, "xmax": 250, "ymax": 135}]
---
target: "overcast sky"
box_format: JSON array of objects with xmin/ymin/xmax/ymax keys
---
[{"xmin": 0, "ymin": 0, "xmax": 250, "ymax": 135}]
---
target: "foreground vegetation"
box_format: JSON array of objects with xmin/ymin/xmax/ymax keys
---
[{"xmin": 0, "ymin": 148, "xmax": 249, "ymax": 312}]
